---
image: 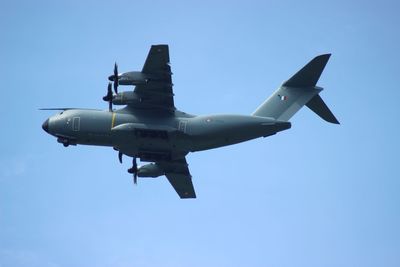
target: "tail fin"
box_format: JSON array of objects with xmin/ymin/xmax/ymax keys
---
[{"xmin": 252, "ymin": 54, "xmax": 339, "ymax": 124}]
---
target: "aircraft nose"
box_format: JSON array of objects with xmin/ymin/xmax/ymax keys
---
[{"xmin": 42, "ymin": 118, "xmax": 49, "ymax": 133}]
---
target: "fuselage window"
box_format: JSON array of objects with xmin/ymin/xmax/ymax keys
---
[{"xmin": 73, "ymin": 117, "xmax": 80, "ymax": 131}]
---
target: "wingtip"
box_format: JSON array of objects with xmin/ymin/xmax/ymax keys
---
[
  {"xmin": 329, "ymin": 112, "xmax": 340, "ymax": 125},
  {"xmin": 152, "ymin": 44, "xmax": 169, "ymax": 48},
  {"xmin": 316, "ymin": 53, "xmax": 331, "ymax": 61},
  {"xmin": 326, "ymin": 114, "xmax": 340, "ymax": 125}
]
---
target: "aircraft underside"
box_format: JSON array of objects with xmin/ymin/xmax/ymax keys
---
[{"xmin": 41, "ymin": 44, "xmax": 338, "ymax": 198}]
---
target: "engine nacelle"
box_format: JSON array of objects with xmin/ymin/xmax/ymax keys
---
[
  {"xmin": 110, "ymin": 71, "xmax": 167, "ymax": 86},
  {"xmin": 137, "ymin": 163, "xmax": 164, "ymax": 178},
  {"xmin": 112, "ymin": 91, "xmax": 141, "ymax": 105},
  {"xmin": 109, "ymin": 71, "xmax": 149, "ymax": 85}
]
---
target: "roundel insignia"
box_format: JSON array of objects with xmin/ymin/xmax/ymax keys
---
[{"xmin": 278, "ymin": 94, "xmax": 288, "ymax": 101}]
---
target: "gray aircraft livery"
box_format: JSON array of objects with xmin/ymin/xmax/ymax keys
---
[{"xmin": 41, "ymin": 45, "xmax": 339, "ymax": 199}]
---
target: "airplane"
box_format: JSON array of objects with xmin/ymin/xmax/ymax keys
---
[{"xmin": 41, "ymin": 44, "xmax": 339, "ymax": 199}]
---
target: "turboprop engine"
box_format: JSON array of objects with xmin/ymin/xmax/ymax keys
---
[
  {"xmin": 109, "ymin": 71, "xmax": 150, "ymax": 85},
  {"xmin": 137, "ymin": 163, "xmax": 164, "ymax": 178},
  {"xmin": 103, "ymin": 63, "xmax": 170, "ymax": 109},
  {"xmin": 111, "ymin": 91, "xmax": 142, "ymax": 105}
]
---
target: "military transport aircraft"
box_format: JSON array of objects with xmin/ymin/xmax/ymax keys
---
[{"xmin": 41, "ymin": 45, "xmax": 339, "ymax": 199}]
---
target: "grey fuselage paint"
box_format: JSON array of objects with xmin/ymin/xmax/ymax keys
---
[{"xmin": 44, "ymin": 107, "xmax": 291, "ymax": 160}]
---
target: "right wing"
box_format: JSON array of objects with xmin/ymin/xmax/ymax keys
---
[
  {"xmin": 130, "ymin": 45, "xmax": 175, "ymax": 112},
  {"xmin": 158, "ymin": 158, "xmax": 196, "ymax": 199}
]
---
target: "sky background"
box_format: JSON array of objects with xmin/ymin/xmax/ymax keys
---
[{"xmin": 1, "ymin": 0, "xmax": 399, "ymax": 266}]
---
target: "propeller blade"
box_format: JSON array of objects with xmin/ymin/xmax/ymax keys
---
[
  {"xmin": 114, "ymin": 62, "xmax": 118, "ymax": 76},
  {"xmin": 108, "ymin": 82, "xmax": 112, "ymax": 96},
  {"xmin": 103, "ymin": 83, "xmax": 112, "ymax": 100},
  {"xmin": 132, "ymin": 157, "xmax": 138, "ymax": 185},
  {"xmin": 114, "ymin": 82, "xmax": 118, "ymax": 94},
  {"xmin": 118, "ymin": 152, "xmax": 123, "ymax": 164},
  {"xmin": 103, "ymin": 82, "xmax": 113, "ymax": 111},
  {"xmin": 113, "ymin": 62, "xmax": 119, "ymax": 94}
]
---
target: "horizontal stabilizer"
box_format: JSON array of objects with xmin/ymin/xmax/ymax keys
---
[
  {"xmin": 306, "ymin": 94, "xmax": 340, "ymax": 124},
  {"xmin": 283, "ymin": 54, "xmax": 331, "ymax": 88}
]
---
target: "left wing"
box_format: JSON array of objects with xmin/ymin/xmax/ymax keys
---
[
  {"xmin": 158, "ymin": 158, "xmax": 196, "ymax": 199},
  {"xmin": 130, "ymin": 45, "xmax": 175, "ymax": 112}
]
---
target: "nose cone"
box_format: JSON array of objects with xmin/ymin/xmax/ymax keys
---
[
  {"xmin": 109, "ymin": 74, "xmax": 122, "ymax": 82},
  {"xmin": 42, "ymin": 118, "xmax": 49, "ymax": 133}
]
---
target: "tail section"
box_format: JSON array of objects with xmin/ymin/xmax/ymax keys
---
[
  {"xmin": 282, "ymin": 54, "xmax": 330, "ymax": 87},
  {"xmin": 252, "ymin": 54, "xmax": 339, "ymax": 124}
]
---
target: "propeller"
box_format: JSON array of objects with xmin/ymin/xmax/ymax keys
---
[
  {"xmin": 103, "ymin": 82, "xmax": 113, "ymax": 111},
  {"xmin": 113, "ymin": 62, "xmax": 119, "ymax": 94},
  {"xmin": 127, "ymin": 157, "xmax": 138, "ymax": 185}
]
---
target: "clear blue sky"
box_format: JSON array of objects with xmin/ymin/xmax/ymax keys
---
[{"xmin": 1, "ymin": 0, "xmax": 399, "ymax": 266}]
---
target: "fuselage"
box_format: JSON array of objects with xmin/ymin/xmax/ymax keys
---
[{"xmin": 42, "ymin": 107, "xmax": 291, "ymax": 161}]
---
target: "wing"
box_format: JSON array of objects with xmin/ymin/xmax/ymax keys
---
[
  {"xmin": 158, "ymin": 158, "xmax": 196, "ymax": 199},
  {"xmin": 130, "ymin": 44, "xmax": 175, "ymax": 112}
]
